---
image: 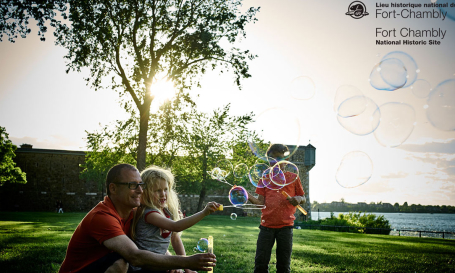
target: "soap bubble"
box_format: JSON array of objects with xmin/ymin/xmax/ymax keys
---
[
  {"xmin": 234, "ymin": 163, "xmax": 249, "ymax": 179},
  {"xmin": 230, "ymin": 213, "xmax": 237, "ymax": 220},
  {"xmin": 411, "ymin": 79, "xmax": 432, "ymax": 98},
  {"xmin": 246, "ymin": 108, "xmax": 300, "ymax": 159},
  {"xmin": 270, "ymin": 161, "xmax": 299, "ymax": 187},
  {"xmin": 196, "ymin": 238, "xmax": 209, "ymax": 252},
  {"xmin": 216, "ymin": 159, "xmax": 233, "ymax": 178},
  {"xmin": 369, "ymin": 58, "xmax": 407, "ymax": 91},
  {"xmin": 289, "ymin": 76, "xmax": 316, "ymax": 100},
  {"xmin": 249, "ymin": 163, "xmax": 269, "ymax": 188},
  {"xmin": 336, "ymin": 151, "xmax": 373, "ymax": 188},
  {"xmin": 229, "ymin": 186, "xmax": 248, "ymax": 206},
  {"xmin": 261, "ymin": 167, "xmax": 285, "ymax": 191},
  {"xmin": 373, "ymin": 102, "xmax": 416, "ymax": 148},
  {"xmin": 334, "ymin": 85, "xmax": 367, "ymax": 117},
  {"xmin": 337, "ymin": 97, "xmax": 381, "ymax": 136},
  {"xmin": 381, "ymin": 51, "xmax": 419, "ymax": 88},
  {"xmin": 426, "ymin": 79, "xmax": 455, "ymax": 131}
]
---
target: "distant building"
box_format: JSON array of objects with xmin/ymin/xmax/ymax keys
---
[{"xmin": 0, "ymin": 144, "xmax": 101, "ymax": 211}]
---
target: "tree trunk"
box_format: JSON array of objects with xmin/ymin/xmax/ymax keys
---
[
  {"xmin": 197, "ymin": 150, "xmax": 209, "ymax": 211},
  {"xmin": 137, "ymin": 104, "xmax": 151, "ymax": 171},
  {"xmin": 197, "ymin": 184, "xmax": 207, "ymax": 212}
]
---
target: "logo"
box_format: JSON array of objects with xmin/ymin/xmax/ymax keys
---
[{"xmin": 346, "ymin": 1, "xmax": 369, "ymax": 19}]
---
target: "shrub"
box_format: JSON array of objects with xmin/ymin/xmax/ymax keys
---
[
  {"xmin": 337, "ymin": 212, "xmax": 391, "ymax": 235},
  {"xmin": 296, "ymin": 212, "xmax": 391, "ymax": 235}
]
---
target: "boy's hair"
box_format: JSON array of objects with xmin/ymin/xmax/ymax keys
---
[
  {"xmin": 266, "ymin": 143, "xmax": 289, "ymax": 157},
  {"xmin": 131, "ymin": 165, "xmax": 181, "ymax": 240}
]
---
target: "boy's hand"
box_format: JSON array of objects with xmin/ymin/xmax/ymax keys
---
[{"xmin": 288, "ymin": 196, "xmax": 305, "ymax": 206}]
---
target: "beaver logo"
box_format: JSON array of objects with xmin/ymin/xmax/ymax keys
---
[{"xmin": 346, "ymin": 1, "xmax": 369, "ymax": 19}]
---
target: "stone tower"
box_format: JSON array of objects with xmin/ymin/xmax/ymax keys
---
[{"xmin": 288, "ymin": 144, "xmax": 316, "ymax": 219}]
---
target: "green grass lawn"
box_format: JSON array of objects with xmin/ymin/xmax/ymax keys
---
[{"xmin": 1, "ymin": 212, "xmax": 455, "ymax": 272}]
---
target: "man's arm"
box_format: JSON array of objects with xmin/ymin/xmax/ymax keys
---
[{"xmin": 103, "ymin": 235, "xmax": 216, "ymax": 271}]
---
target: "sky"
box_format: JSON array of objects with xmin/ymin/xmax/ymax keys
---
[{"xmin": 1, "ymin": 0, "xmax": 455, "ymax": 206}]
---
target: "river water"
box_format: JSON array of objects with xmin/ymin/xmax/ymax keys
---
[{"xmin": 310, "ymin": 211, "xmax": 455, "ymax": 239}]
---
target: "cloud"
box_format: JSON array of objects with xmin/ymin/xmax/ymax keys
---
[
  {"xmin": 398, "ymin": 139, "xmax": 455, "ymax": 154},
  {"xmin": 380, "ymin": 171, "xmax": 408, "ymax": 179}
]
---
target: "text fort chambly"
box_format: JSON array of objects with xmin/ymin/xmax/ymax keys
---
[{"xmin": 374, "ymin": 2, "xmax": 453, "ymax": 45}]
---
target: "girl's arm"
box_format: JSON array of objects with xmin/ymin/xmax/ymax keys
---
[{"xmin": 146, "ymin": 201, "xmax": 220, "ymax": 232}]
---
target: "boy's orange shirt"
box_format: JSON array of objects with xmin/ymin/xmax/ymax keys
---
[{"xmin": 256, "ymin": 173, "xmax": 305, "ymax": 228}]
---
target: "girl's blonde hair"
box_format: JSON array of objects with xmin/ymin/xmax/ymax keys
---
[{"xmin": 131, "ymin": 165, "xmax": 182, "ymax": 240}]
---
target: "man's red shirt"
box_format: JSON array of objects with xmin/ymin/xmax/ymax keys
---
[{"xmin": 59, "ymin": 196, "xmax": 134, "ymax": 273}]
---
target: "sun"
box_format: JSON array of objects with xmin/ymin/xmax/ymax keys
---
[{"xmin": 150, "ymin": 78, "xmax": 176, "ymax": 112}]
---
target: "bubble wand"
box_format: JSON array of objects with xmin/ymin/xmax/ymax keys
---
[
  {"xmin": 207, "ymin": 236, "xmax": 213, "ymax": 273},
  {"xmin": 208, "ymin": 168, "xmax": 266, "ymax": 210},
  {"xmin": 280, "ymin": 190, "xmax": 307, "ymax": 215}
]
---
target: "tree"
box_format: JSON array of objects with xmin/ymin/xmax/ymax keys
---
[
  {"xmin": 0, "ymin": 126, "xmax": 27, "ymax": 186},
  {"xmin": 173, "ymin": 103, "xmax": 254, "ymax": 211},
  {"xmin": 2, "ymin": 0, "xmax": 260, "ymax": 171}
]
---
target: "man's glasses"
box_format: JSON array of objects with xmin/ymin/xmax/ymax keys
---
[{"xmin": 114, "ymin": 182, "xmax": 145, "ymax": 190}]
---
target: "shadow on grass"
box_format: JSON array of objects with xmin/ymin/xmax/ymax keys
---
[
  {"xmin": 292, "ymin": 229, "xmax": 455, "ymax": 272},
  {"xmin": 1, "ymin": 231, "xmax": 69, "ymax": 273}
]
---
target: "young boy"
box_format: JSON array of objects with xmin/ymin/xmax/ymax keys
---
[{"xmin": 248, "ymin": 144, "xmax": 306, "ymax": 273}]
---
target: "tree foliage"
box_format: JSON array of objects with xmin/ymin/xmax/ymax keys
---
[
  {"xmin": 81, "ymin": 93, "xmax": 258, "ymax": 208},
  {"xmin": 0, "ymin": 0, "xmax": 68, "ymax": 42},
  {"xmin": 1, "ymin": 0, "xmax": 259, "ymax": 171},
  {"xmin": 0, "ymin": 126, "xmax": 27, "ymax": 186}
]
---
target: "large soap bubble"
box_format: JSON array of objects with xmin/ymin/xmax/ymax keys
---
[
  {"xmin": 260, "ymin": 167, "xmax": 285, "ymax": 191},
  {"xmin": 381, "ymin": 51, "xmax": 419, "ymax": 88},
  {"xmin": 426, "ymin": 79, "xmax": 455, "ymax": 131},
  {"xmin": 369, "ymin": 58, "xmax": 407, "ymax": 91},
  {"xmin": 337, "ymin": 97, "xmax": 381, "ymax": 136},
  {"xmin": 336, "ymin": 151, "xmax": 373, "ymax": 188},
  {"xmin": 229, "ymin": 186, "xmax": 249, "ymax": 206},
  {"xmin": 270, "ymin": 160, "xmax": 299, "ymax": 187},
  {"xmin": 373, "ymin": 102, "xmax": 416, "ymax": 148},
  {"xmin": 334, "ymin": 85, "xmax": 367, "ymax": 118},
  {"xmin": 369, "ymin": 51, "xmax": 419, "ymax": 91}
]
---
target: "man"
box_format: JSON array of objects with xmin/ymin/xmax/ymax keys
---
[
  {"xmin": 59, "ymin": 163, "xmax": 216, "ymax": 273},
  {"xmin": 248, "ymin": 144, "xmax": 306, "ymax": 273}
]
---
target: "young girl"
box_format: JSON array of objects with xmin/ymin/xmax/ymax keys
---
[{"xmin": 131, "ymin": 165, "xmax": 220, "ymax": 273}]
